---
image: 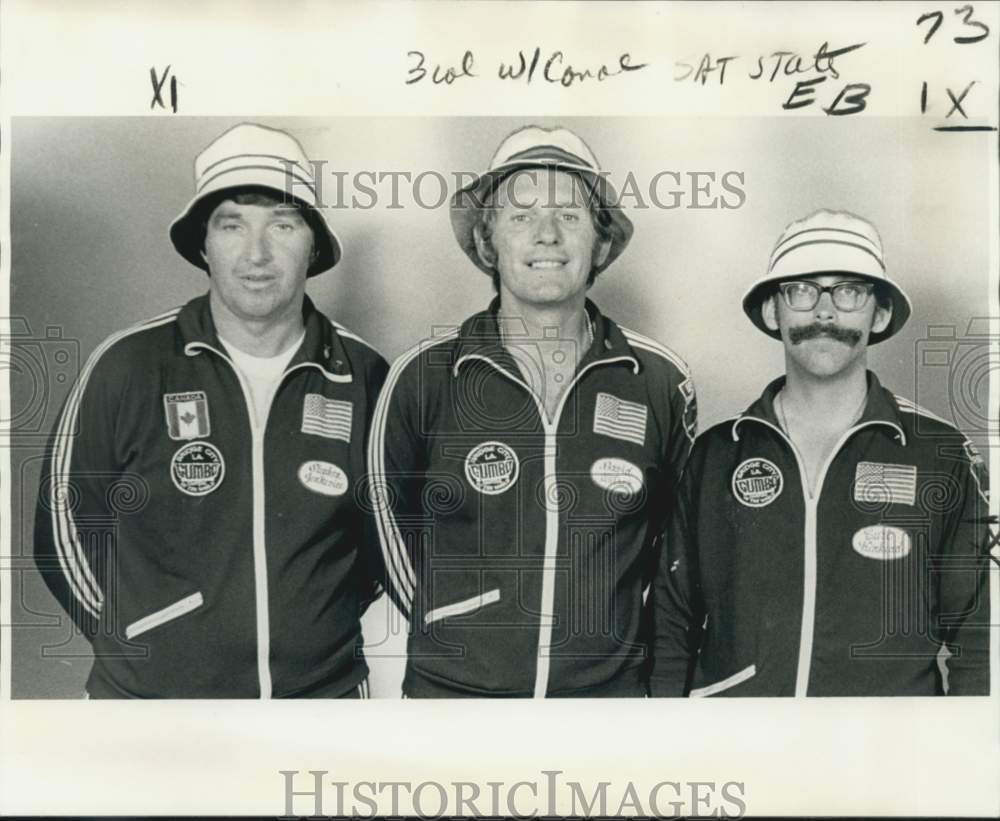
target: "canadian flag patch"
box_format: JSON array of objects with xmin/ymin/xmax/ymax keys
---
[{"xmin": 164, "ymin": 391, "xmax": 211, "ymax": 441}]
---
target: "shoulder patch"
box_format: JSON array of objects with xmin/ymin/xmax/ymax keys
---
[{"xmin": 962, "ymin": 437, "xmax": 990, "ymax": 504}]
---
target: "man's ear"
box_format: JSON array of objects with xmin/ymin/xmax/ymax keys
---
[
  {"xmin": 592, "ymin": 237, "xmax": 611, "ymax": 270},
  {"xmin": 472, "ymin": 222, "xmax": 497, "ymax": 268},
  {"xmin": 761, "ymin": 294, "xmax": 779, "ymax": 332},
  {"xmin": 870, "ymin": 297, "xmax": 893, "ymax": 335}
]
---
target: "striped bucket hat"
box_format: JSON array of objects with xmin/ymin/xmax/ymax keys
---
[
  {"xmin": 169, "ymin": 123, "xmax": 341, "ymax": 276},
  {"xmin": 450, "ymin": 125, "xmax": 633, "ymax": 276},
  {"xmin": 742, "ymin": 209, "xmax": 912, "ymax": 344}
]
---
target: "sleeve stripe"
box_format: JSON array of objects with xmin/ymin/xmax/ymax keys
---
[
  {"xmin": 893, "ymin": 395, "xmax": 954, "ymax": 428},
  {"xmin": 49, "ymin": 309, "xmax": 181, "ymax": 618},
  {"xmin": 621, "ymin": 329, "xmax": 697, "ymax": 443},
  {"xmin": 329, "ymin": 319, "xmax": 378, "ymax": 353},
  {"xmin": 367, "ymin": 331, "xmax": 458, "ymax": 619},
  {"xmin": 894, "ymin": 395, "xmax": 990, "ymax": 505},
  {"xmin": 620, "ymin": 327, "xmax": 692, "ymax": 378}
]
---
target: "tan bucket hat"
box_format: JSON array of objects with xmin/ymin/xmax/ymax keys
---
[
  {"xmin": 450, "ymin": 125, "xmax": 633, "ymax": 276},
  {"xmin": 169, "ymin": 123, "xmax": 341, "ymax": 276},
  {"xmin": 742, "ymin": 209, "xmax": 912, "ymax": 344}
]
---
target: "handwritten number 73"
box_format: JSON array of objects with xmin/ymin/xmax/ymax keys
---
[{"xmin": 917, "ymin": 5, "xmax": 990, "ymax": 44}]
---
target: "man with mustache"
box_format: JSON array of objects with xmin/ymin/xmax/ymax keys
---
[
  {"xmin": 651, "ymin": 209, "xmax": 992, "ymax": 696},
  {"xmin": 370, "ymin": 125, "xmax": 696, "ymax": 697},
  {"xmin": 34, "ymin": 123, "xmax": 387, "ymax": 698}
]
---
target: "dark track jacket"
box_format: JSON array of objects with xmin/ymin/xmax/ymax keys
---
[
  {"xmin": 369, "ymin": 298, "xmax": 697, "ymax": 697},
  {"xmin": 34, "ymin": 295, "xmax": 388, "ymax": 698},
  {"xmin": 652, "ymin": 373, "xmax": 993, "ymax": 697}
]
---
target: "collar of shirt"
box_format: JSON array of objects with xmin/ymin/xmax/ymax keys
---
[
  {"xmin": 176, "ymin": 293, "xmax": 354, "ymax": 382},
  {"xmin": 451, "ymin": 297, "xmax": 640, "ymax": 380},
  {"xmin": 732, "ymin": 370, "xmax": 907, "ymax": 444}
]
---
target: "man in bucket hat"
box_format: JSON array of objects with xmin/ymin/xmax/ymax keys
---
[
  {"xmin": 369, "ymin": 125, "xmax": 697, "ymax": 697},
  {"xmin": 34, "ymin": 123, "xmax": 387, "ymax": 698},
  {"xmin": 651, "ymin": 209, "xmax": 992, "ymax": 697}
]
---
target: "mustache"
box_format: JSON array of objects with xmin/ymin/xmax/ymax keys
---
[{"xmin": 788, "ymin": 323, "xmax": 863, "ymax": 346}]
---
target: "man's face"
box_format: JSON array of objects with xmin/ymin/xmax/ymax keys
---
[
  {"xmin": 203, "ymin": 197, "xmax": 314, "ymax": 327},
  {"xmin": 762, "ymin": 273, "xmax": 892, "ymax": 379},
  {"xmin": 482, "ymin": 169, "xmax": 610, "ymax": 309}
]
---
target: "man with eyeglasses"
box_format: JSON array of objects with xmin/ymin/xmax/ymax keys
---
[{"xmin": 651, "ymin": 209, "xmax": 992, "ymax": 697}]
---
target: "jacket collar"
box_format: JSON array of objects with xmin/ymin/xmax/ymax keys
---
[
  {"xmin": 732, "ymin": 370, "xmax": 907, "ymax": 444},
  {"xmin": 451, "ymin": 297, "xmax": 641, "ymax": 378},
  {"xmin": 177, "ymin": 293, "xmax": 353, "ymax": 381}
]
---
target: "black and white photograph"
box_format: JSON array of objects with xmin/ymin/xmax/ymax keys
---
[{"xmin": 1, "ymin": 1, "xmax": 997, "ymax": 818}]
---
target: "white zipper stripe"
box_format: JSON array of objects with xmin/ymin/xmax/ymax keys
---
[
  {"xmin": 796, "ymin": 486, "xmax": 818, "ymax": 697},
  {"xmin": 736, "ymin": 415, "xmax": 892, "ymax": 697},
  {"xmin": 535, "ymin": 438, "xmax": 560, "ymax": 698},
  {"xmin": 250, "ymin": 428, "xmax": 271, "ymax": 698},
  {"xmin": 186, "ymin": 340, "xmax": 274, "ymax": 698},
  {"xmin": 125, "ymin": 591, "xmax": 203, "ymax": 640},
  {"xmin": 368, "ymin": 332, "xmax": 460, "ymax": 618},
  {"xmin": 424, "ymin": 588, "xmax": 500, "ymax": 625},
  {"xmin": 461, "ymin": 353, "xmax": 638, "ymax": 698},
  {"xmin": 690, "ymin": 663, "xmax": 756, "ymax": 697},
  {"xmin": 51, "ymin": 309, "xmax": 182, "ymax": 618},
  {"xmin": 796, "ymin": 420, "xmax": 889, "ymax": 696}
]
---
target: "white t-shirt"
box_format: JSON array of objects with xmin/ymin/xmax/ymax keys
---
[{"xmin": 219, "ymin": 332, "xmax": 305, "ymax": 429}]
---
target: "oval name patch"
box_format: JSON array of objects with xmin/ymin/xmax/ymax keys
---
[
  {"xmin": 852, "ymin": 525, "xmax": 911, "ymax": 560},
  {"xmin": 299, "ymin": 460, "xmax": 349, "ymax": 496},
  {"xmin": 591, "ymin": 457, "xmax": 644, "ymax": 495}
]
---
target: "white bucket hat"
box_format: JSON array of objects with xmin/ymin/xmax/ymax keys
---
[
  {"xmin": 450, "ymin": 125, "xmax": 633, "ymax": 276},
  {"xmin": 169, "ymin": 123, "xmax": 341, "ymax": 276},
  {"xmin": 742, "ymin": 209, "xmax": 912, "ymax": 344}
]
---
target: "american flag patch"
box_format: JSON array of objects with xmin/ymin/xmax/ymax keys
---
[
  {"xmin": 593, "ymin": 393, "xmax": 647, "ymax": 446},
  {"xmin": 853, "ymin": 462, "xmax": 917, "ymax": 506},
  {"xmin": 301, "ymin": 394, "xmax": 352, "ymax": 442}
]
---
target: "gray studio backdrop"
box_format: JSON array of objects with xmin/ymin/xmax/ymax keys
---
[{"xmin": 8, "ymin": 116, "xmax": 992, "ymax": 697}]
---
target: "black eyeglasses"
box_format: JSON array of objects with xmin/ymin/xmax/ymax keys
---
[{"xmin": 778, "ymin": 281, "xmax": 875, "ymax": 312}]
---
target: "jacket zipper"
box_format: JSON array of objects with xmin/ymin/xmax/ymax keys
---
[
  {"xmin": 462, "ymin": 353, "xmax": 636, "ymax": 698},
  {"xmin": 187, "ymin": 341, "xmax": 294, "ymax": 699},
  {"xmin": 743, "ymin": 418, "xmax": 893, "ymax": 696}
]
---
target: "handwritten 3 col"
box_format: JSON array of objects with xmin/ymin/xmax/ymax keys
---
[{"xmin": 406, "ymin": 49, "xmax": 647, "ymax": 87}]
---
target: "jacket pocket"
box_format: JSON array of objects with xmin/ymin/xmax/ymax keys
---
[
  {"xmin": 125, "ymin": 592, "xmax": 204, "ymax": 640},
  {"xmin": 690, "ymin": 663, "xmax": 756, "ymax": 697},
  {"xmin": 424, "ymin": 589, "xmax": 500, "ymax": 626}
]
